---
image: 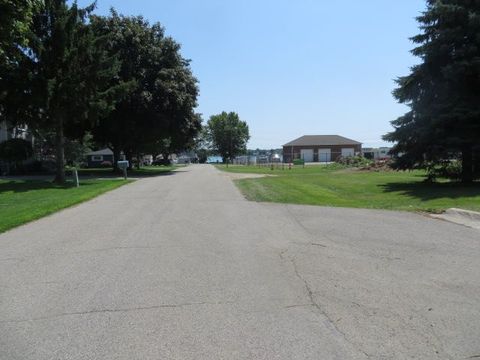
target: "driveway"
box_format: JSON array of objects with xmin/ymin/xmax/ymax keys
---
[{"xmin": 0, "ymin": 165, "xmax": 478, "ymax": 359}]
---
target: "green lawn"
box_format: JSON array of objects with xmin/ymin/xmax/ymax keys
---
[
  {"xmin": 216, "ymin": 164, "xmax": 480, "ymax": 212},
  {"xmin": 0, "ymin": 179, "xmax": 131, "ymax": 233}
]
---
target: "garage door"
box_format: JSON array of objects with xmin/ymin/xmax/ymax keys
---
[
  {"xmin": 341, "ymin": 148, "xmax": 355, "ymax": 157},
  {"xmin": 318, "ymin": 149, "xmax": 331, "ymax": 162},
  {"xmin": 300, "ymin": 149, "xmax": 314, "ymax": 162}
]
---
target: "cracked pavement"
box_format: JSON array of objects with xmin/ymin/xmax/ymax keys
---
[{"xmin": 0, "ymin": 164, "xmax": 479, "ymax": 359}]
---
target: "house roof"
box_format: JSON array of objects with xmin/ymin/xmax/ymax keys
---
[
  {"xmin": 87, "ymin": 148, "xmax": 113, "ymax": 156},
  {"xmin": 283, "ymin": 135, "xmax": 362, "ymax": 147}
]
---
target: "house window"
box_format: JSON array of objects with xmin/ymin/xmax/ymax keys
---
[{"xmin": 92, "ymin": 155, "xmax": 103, "ymax": 161}]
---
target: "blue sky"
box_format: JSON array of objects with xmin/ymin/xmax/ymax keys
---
[{"xmin": 79, "ymin": 0, "xmax": 426, "ymax": 149}]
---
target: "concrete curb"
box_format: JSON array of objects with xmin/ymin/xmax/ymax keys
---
[
  {"xmin": 445, "ymin": 208, "xmax": 480, "ymax": 221},
  {"xmin": 431, "ymin": 208, "xmax": 480, "ymax": 230}
]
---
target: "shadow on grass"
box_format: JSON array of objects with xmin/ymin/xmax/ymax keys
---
[
  {"xmin": 379, "ymin": 181, "xmax": 480, "ymax": 201},
  {"xmin": 0, "ymin": 180, "xmax": 98, "ymax": 194}
]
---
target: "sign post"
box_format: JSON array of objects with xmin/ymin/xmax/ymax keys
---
[{"xmin": 73, "ymin": 168, "xmax": 79, "ymax": 187}]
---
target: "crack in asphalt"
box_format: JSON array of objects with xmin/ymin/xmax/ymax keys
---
[
  {"xmin": 280, "ymin": 247, "xmax": 452, "ymax": 360},
  {"xmin": 410, "ymin": 310, "xmax": 455, "ymax": 360},
  {"xmin": 285, "ymin": 205, "xmax": 335, "ymax": 245},
  {"xmin": 279, "ymin": 248, "xmax": 371, "ymax": 359},
  {"xmin": 0, "ymin": 301, "xmax": 236, "ymax": 324},
  {"xmin": 284, "ymin": 304, "xmax": 314, "ymax": 309}
]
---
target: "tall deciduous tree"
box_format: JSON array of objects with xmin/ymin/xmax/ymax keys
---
[
  {"xmin": 91, "ymin": 12, "xmax": 201, "ymax": 169},
  {"xmin": 206, "ymin": 112, "xmax": 249, "ymax": 166},
  {"xmin": 384, "ymin": 0, "xmax": 480, "ymax": 183}
]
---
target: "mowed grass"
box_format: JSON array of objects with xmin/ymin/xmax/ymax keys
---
[
  {"xmin": 0, "ymin": 179, "xmax": 131, "ymax": 233},
  {"xmin": 216, "ymin": 165, "xmax": 480, "ymax": 212}
]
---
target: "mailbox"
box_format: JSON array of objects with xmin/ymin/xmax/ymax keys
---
[{"xmin": 117, "ymin": 160, "xmax": 129, "ymax": 170}]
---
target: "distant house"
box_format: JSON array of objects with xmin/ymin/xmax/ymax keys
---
[
  {"xmin": 362, "ymin": 147, "xmax": 392, "ymax": 160},
  {"xmin": 0, "ymin": 121, "xmax": 31, "ymax": 144},
  {"xmin": 233, "ymin": 155, "xmax": 258, "ymax": 165},
  {"xmin": 283, "ymin": 135, "xmax": 362, "ymax": 163},
  {"xmin": 86, "ymin": 148, "xmax": 114, "ymax": 168}
]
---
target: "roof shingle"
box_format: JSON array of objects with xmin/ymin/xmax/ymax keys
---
[{"xmin": 283, "ymin": 135, "xmax": 361, "ymax": 147}]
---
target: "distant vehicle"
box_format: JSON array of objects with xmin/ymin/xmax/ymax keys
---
[
  {"xmin": 143, "ymin": 155, "xmax": 153, "ymax": 166},
  {"xmin": 271, "ymin": 153, "xmax": 282, "ymax": 162},
  {"xmin": 177, "ymin": 156, "xmax": 191, "ymax": 164}
]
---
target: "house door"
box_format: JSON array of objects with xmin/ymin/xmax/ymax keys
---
[
  {"xmin": 300, "ymin": 149, "xmax": 314, "ymax": 162},
  {"xmin": 318, "ymin": 149, "xmax": 331, "ymax": 162}
]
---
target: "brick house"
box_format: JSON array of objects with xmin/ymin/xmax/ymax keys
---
[{"xmin": 283, "ymin": 135, "xmax": 362, "ymax": 163}]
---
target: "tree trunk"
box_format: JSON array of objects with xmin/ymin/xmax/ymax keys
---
[
  {"xmin": 125, "ymin": 151, "xmax": 133, "ymax": 169},
  {"xmin": 112, "ymin": 146, "xmax": 120, "ymax": 172},
  {"xmin": 473, "ymin": 148, "xmax": 480, "ymax": 179},
  {"xmin": 54, "ymin": 117, "xmax": 66, "ymax": 184},
  {"xmin": 461, "ymin": 145, "xmax": 473, "ymax": 184},
  {"xmin": 136, "ymin": 152, "xmax": 141, "ymax": 170},
  {"xmin": 162, "ymin": 153, "xmax": 170, "ymax": 166}
]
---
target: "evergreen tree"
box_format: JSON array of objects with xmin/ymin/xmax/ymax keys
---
[
  {"xmin": 384, "ymin": 0, "xmax": 480, "ymax": 183},
  {"xmin": 3, "ymin": 1, "xmax": 126, "ymax": 183},
  {"xmin": 0, "ymin": 0, "xmax": 38, "ymax": 67},
  {"xmin": 0, "ymin": 0, "xmax": 39, "ymax": 114}
]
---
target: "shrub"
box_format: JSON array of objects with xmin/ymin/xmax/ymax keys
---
[
  {"xmin": 152, "ymin": 159, "xmax": 171, "ymax": 166},
  {"xmin": 336, "ymin": 155, "xmax": 373, "ymax": 167},
  {"xmin": 0, "ymin": 138, "xmax": 33, "ymax": 174},
  {"xmin": 292, "ymin": 159, "xmax": 304, "ymax": 165},
  {"xmin": 100, "ymin": 161, "xmax": 112, "ymax": 168},
  {"xmin": 426, "ymin": 160, "xmax": 463, "ymax": 182},
  {"xmin": 0, "ymin": 138, "xmax": 33, "ymax": 163}
]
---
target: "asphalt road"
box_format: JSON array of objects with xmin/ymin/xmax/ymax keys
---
[{"xmin": 1, "ymin": 165, "xmax": 479, "ymax": 360}]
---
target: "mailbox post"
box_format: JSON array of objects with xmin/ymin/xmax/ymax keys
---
[
  {"xmin": 72, "ymin": 168, "xmax": 79, "ymax": 187},
  {"xmin": 117, "ymin": 160, "xmax": 129, "ymax": 180}
]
